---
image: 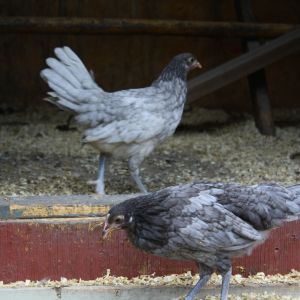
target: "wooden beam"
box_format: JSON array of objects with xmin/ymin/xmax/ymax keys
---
[
  {"xmin": 0, "ymin": 16, "xmax": 298, "ymax": 37},
  {"xmin": 187, "ymin": 28, "xmax": 300, "ymax": 102},
  {"xmin": 235, "ymin": 0, "xmax": 275, "ymax": 136}
]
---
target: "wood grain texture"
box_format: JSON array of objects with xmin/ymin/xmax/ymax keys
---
[
  {"xmin": 187, "ymin": 28, "xmax": 300, "ymax": 102},
  {"xmin": 0, "ymin": 0, "xmax": 300, "ymax": 110},
  {"xmin": 234, "ymin": 0, "xmax": 275, "ymax": 136},
  {"xmin": 0, "ymin": 219, "xmax": 299, "ymax": 283}
]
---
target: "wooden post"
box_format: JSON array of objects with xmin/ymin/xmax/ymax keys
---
[{"xmin": 234, "ymin": 0, "xmax": 276, "ymax": 136}]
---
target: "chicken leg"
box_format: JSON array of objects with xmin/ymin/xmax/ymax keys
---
[
  {"xmin": 128, "ymin": 158, "xmax": 147, "ymax": 193},
  {"xmin": 184, "ymin": 266, "xmax": 213, "ymax": 300},
  {"xmin": 220, "ymin": 267, "xmax": 232, "ymax": 300},
  {"xmin": 95, "ymin": 155, "xmax": 106, "ymax": 195},
  {"xmin": 87, "ymin": 155, "xmax": 106, "ymax": 195}
]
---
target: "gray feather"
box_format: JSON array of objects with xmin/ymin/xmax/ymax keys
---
[
  {"xmin": 107, "ymin": 181, "xmax": 300, "ymax": 272},
  {"xmin": 41, "ymin": 48, "xmax": 198, "ymax": 192}
]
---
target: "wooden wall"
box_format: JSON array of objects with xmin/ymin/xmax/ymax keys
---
[
  {"xmin": 0, "ymin": 0, "xmax": 299, "ymax": 111},
  {"xmin": 1, "ymin": 219, "xmax": 299, "ymax": 282}
]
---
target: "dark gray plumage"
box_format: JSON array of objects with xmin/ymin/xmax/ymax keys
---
[
  {"xmin": 40, "ymin": 47, "xmax": 201, "ymax": 194},
  {"xmin": 103, "ymin": 182, "xmax": 300, "ymax": 300}
]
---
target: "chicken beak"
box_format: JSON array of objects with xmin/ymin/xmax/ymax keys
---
[
  {"xmin": 102, "ymin": 220, "xmax": 120, "ymax": 239},
  {"xmin": 192, "ymin": 61, "xmax": 202, "ymax": 69},
  {"xmin": 102, "ymin": 220, "xmax": 112, "ymax": 239}
]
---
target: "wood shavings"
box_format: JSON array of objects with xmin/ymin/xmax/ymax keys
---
[
  {"xmin": 1, "ymin": 270, "xmax": 299, "ymax": 288},
  {"xmin": 1, "ymin": 106, "xmax": 300, "ymax": 196}
]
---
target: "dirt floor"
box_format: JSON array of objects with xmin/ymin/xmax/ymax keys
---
[{"xmin": 1, "ymin": 105, "xmax": 300, "ymax": 196}]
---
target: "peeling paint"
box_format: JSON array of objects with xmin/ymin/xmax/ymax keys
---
[
  {"xmin": 9, "ymin": 204, "xmax": 110, "ymax": 218},
  {"xmin": 0, "ymin": 220, "xmax": 299, "ymax": 283}
]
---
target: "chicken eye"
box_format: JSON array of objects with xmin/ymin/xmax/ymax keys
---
[
  {"xmin": 188, "ymin": 57, "xmax": 195, "ymax": 64},
  {"xmin": 114, "ymin": 216, "xmax": 123, "ymax": 224}
]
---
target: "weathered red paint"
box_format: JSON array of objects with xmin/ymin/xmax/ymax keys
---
[{"xmin": 0, "ymin": 220, "xmax": 299, "ymax": 283}]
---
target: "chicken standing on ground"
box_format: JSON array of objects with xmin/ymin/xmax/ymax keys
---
[
  {"xmin": 40, "ymin": 47, "xmax": 201, "ymax": 194},
  {"xmin": 102, "ymin": 182, "xmax": 300, "ymax": 300}
]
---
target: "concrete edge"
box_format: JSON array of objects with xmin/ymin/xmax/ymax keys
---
[
  {"xmin": 0, "ymin": 197, "xmax": 9, "ymax": 218},
  {"xmin": 0, "ymin": 284, "xmax": 300, "ymax": 300}
]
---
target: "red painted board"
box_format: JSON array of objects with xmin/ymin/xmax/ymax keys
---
[{"xmin": 0, "ymin": 220, "xmax": 299, "ymax": 283}]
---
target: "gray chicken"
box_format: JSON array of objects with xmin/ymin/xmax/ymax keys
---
[
  {"xmin": 40, "ymin": 47, "xmax": 201, "ymax": 194},
  {"xmin": 102, "ymin": 182, "xmax": 300, "ymax": 300}
]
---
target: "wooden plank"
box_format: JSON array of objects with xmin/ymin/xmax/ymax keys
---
[
  {"xmin": 0, "ymin": 219, "xmax": 299, "ymax": 282},
  {"xmin": 187, "ymin": 28, "xmax": 300, "ymax": 103},
  {"xmin": 235, "ymin": 0, "xmax": 275, "ymax": 136},
  {"xmin": 0, "ymin": 194, "xmax": 138, "ymax": 219},
  {"xmin": 0, "ymin": 17, "xmax": 298, "ymax": 37}
]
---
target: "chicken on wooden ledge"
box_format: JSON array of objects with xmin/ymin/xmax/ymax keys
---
[
  {"xmin": 102, "ymin": 182, "xmax": 300, "ymax": 300},
  {"xmin": 40, "ymin": 47, "xmax": 201, "ymax": 195}
]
